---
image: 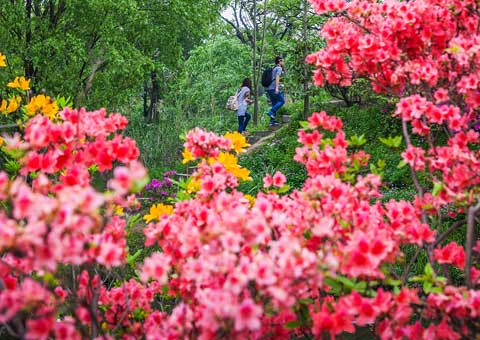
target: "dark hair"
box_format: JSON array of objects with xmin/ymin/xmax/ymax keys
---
[
  {"xmin": 241, "ymin": 77, "xmax": 252, "ymax": 91},
  {"xmin": 275, "ymin": 56, "xmax": 283, "ymax": 65}
]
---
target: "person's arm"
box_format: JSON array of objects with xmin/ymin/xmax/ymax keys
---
[
  {"xmin": 275, "ymin": 71, "xmax": 280, "ymax": 94},
  {"xmin": 245, "ymin": 90, "xmax": 253, "ymax": 104}
]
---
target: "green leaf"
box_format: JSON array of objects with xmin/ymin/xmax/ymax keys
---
[
  {"xmin": 432, "ymin": 182, "xmax": 444, "ymax": 197},
  {"xmin": 299, "ymin": 298, "xmax": 314, "ymax": 305},
  {"xmin": 2, "ymin": 147, "xmax": 25, "ymax": 160},
  {"xmin": 354, "ymin": 281, "xmax": 367, "ymax": 293},
  {"xmin": 409, "ymin": 275, "xmax": 424, "ymax": 283},
  {"xmin": 88, "ymin": 164, "xmax": 99, "ymax": 174},
  {"xmin": 336, "ymin": 275, "xmax": 355, "ymax": 289},
  {"xmin": 424, "ymin": 263, "xmax": 434, "ymax": 277},
  {"xmin": 127, "ymin": 249, "xmax": 142, "ymax": 266},
  {"xmin": 379, "ymin": 135, "xmax": 403, "ymax": 148},
  {"xmin": 324, "ymin": 277, "xmax": 342, "ymax": 296},
  {"xmin": 277, "ymin": 184, "xmax": 290, "ymax": 194},
  {"xmin": 285, "ymin": 320, "xmax": 302, "ymax": 329},
  {"xmin": 348, "ymin": 134, "xmax": 367, "ymax": 147},
  {"xmin": 127, "ymin": 214, "xmax": 142, "ymax": 230},
  {"xmin": 385, "ymin": 278, "xmax": 401, "ymax": 286},
  {"xmin": 303, "ymin": 229, "xmax": 312, "ymax": 240},
  {"xmin": 423, "ymin": 281, "xmax": 433, "ymax": 293},
  {"xmin": 397, "ymin": 160, "xmax": 407, "ymax": 169},
  {"xmin": 299, "ymin": 121, "xmax": 309, "ymax": 129}
]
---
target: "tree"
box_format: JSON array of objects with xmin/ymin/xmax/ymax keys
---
[
  {"xmin": 137, "ymin": 0, "xmax": 228, "ymax": 121},
  {"xmin": 0, "ymin": 0, "xmax": 154, "ymax": 109},
  {"xmin": 173, "ymin": 36, "xmax": 251, "ymax": 117},
  {"xmin": 221, "ymin": 0, "xmax": 324, "ymax": 122},
  {"xmin": 0, "ymin": 0, "xmax": 227, "ymax": 115}
]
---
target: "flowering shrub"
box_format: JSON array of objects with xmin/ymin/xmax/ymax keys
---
[
  {"xmin": 141, "ymin": 171, "xmax": 177, "ymax": 203},
  {"xmin": 1, "ymin": 0, "xmax": 480, "ymax": 338}
]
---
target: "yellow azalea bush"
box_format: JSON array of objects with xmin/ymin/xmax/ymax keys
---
[
  {"xmin": 143, "ymin": 203, "xmax": 174, "ymax": 223},
  {"xmin": 7, "ymin": 76, "xmax": 30, "ymax": 91},
  {"xmin": 0, "ymin": 52, "xmax": 60, "ymax": 122},
  {"xmin": 182, "ymin": 147, "xmax": 194, "ymax": 164},
  {"xmin": 0, "ymin": 96, "xmax": 21, "ymax": 115},
  {"xmin": 0, "ymin": 53, "xmax": 6, "ymax": 67},
  {"xmin": 212, "ymin": 152, "xmax": 251, "ymax": 181},
  {"xmin": 26, "ymin": 94, "xmax": 59, "ymax": 119},
  {"xmin": 181, "ymin": 131, "xmax": 251, "ymax": 184},
  {"xmin": 224, "ymin": 131, "xmax": 250, "ymax": 154}
]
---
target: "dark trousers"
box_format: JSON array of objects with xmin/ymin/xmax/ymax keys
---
[{"xmin": 237, "ymin": 112, "xmax": 251, "ymax": 133}]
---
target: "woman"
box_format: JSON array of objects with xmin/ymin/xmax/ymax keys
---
[{"xmin": 236, "ymin": 78, "xmax": 252, "ymax": 134}]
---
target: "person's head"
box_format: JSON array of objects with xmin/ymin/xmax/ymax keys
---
[
  {"xmin": 275, "ymin": 56, "xmax": 284, "ymax": 67},
  {"xmin": 241, "ymin": 77, "xmax": 252, "ymax": 90}
]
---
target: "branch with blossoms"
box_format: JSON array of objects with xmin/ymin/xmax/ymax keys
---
[{"xmin": 299, "ymin": 0, "xmax": 480, "ymax": 337}]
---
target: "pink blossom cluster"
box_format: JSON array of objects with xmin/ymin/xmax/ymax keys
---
[
  {"xmin": 183, "ymin": 127, "xmax": 231, "ymax": 159},
  {"xmin": 138, "ymin": 111, "xmax": 478, "ymax": 338},
  {"xmin": 22, "ymin": 107, "xmax": 139, "ymax": 187},
  {"xmin": 0, "ymin": 109, "xmax": 149, "ymax": 339},
  {"xmin": 307, "ymin": 0, "xmax": 480, "ymax": 111}
]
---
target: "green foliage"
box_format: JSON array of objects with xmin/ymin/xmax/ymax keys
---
[
  {"xmin": 125, "ymin": 102, "xmax": 241, "ymax": 170},
  {"xmin": 239, "ymin": 109, "xmax": 308, "ymax": 195},
  {"xmin": 317, "ymin": 102, "xmax": 410, "ymax": 187},
  {"xmin": 348, "ymin": 134, "xmax": 367, "ymax": 147},
  {"xmin": 172, "ymin": 36, "xmax": 252, "ymax": 117},
  {"xmin": 410, "ymin": 263, "xmax": 447, "ymax": 294},
  {"xmin": 379, "ymin": 135, "xmax": 403, "ymax": 149},
  {"xmin": 0, "ymin": 0, "xmax": 226, "ymax": 110}
]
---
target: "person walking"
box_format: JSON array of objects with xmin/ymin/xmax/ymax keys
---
[
  {"xmin": 266, "ymin": 56, "xmax": 285, "ymax": 126},
  {"xmin": 237, "ymin": 77, "xmax": 252, "ymax": 134}
]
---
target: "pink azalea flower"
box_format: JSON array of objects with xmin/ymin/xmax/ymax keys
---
[{"xmin": 234, "ymin": 298, "xmax": 263, "ymax": 331}]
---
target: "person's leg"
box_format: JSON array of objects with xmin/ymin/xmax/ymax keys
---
[
  {"xmin": 270, "ymin": 91, "xmax": 285, "ymax": 115},
  {"xmin": 243, "ymin": 112, "xmax": 251, "ymax": 131},
  {"xmin": 238, "ymin": 115, "xmax": 245, "ymax": 133},
  {"xmin": 266, "ymin": 90, "xmax": 278, "ymax": 124}
]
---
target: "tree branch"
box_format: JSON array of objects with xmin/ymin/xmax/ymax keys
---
[{"xmin": 466, "ymin": 198, "xmax": 480, "ymax": 288}]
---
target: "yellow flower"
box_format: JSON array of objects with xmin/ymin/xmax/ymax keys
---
[
  {"xmin": 114, "ymin": 205, "xmax": 124, "ymax": 216},
  {"xmin": 143, "ymin": 203, "xmax": 174, "ymax": 224},
  {"xmin": 7, "ymin": 76, "xmax": 30, "ymax": 90},
  {"xmin": 6, "ymin": 96, "xmax": 21, "ymax": 113},
  {"xmin": 244, "ymin": 194, "xmax": 255, "ymax": 207},
  {"xmin": 26, "ymin": 94, "xmax": 59, "ymax": 119},
  {"xmin": 182, "ymin": 148, "xmax": 194, "ymax": 164},
  {"xmin": 0, "ymin": 99, "xmax": 7, "ymax": 113},
  {"xmin": 224, "ymin": 131, "xmax": 250, "ymax": 154},
  {"xmin": 0, "ymin": 137, "xmax": 4, "ymax": 146},
  {"xmin": 216, "ymin": 152, "xmax": 251, "ymax": 181},
  {"xmin": 187, "ymin": 179, "xmax": 201, "ymax": 194},
  {"xmin": 0, "ymin": 53, "xmax": 6, "ymax": 67}
]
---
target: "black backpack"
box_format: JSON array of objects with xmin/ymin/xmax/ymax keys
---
[{"xmin": 261, "ymin": 67, "xmax": 273, "ymax": 87}]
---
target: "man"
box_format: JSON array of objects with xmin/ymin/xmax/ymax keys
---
[{"xmin": 266, "ymin": 56, "xmax": 285, "ymax": 126}]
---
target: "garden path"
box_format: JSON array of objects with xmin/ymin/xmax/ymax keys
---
[{"xmin": 243, "ymin": 115, "xmax": 290, "ymax": 154}]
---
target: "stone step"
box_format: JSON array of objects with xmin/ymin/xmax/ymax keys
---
[{"xmin": 268, "ymin": 124, "xmax": 283, "ymax": 131}]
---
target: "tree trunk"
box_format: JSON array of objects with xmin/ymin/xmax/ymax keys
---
[
  {"xmin": 76, "ymin": 58, "xmax": 105, "ymax": 107},
  {"xmin": 252, "ymin": 0, "xmax": 258, "ymax": 126},
  {"xmin": 302, "ymin": 0, "xmax": 310, "ymax": 119},
  {"xmin": 143, "ymin": 80, "xmax": 149, "ymax": 118},
  {"xmin": 24, "ymin": 0, "xmax": 34, "ymax": 81},
  {"xmin": 256, "ymin": 0, "xmax": 268, "ymax": 124},
  {"xmin": 147, "ymin": 71, "xmax": 160, "ymax": 121}
]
